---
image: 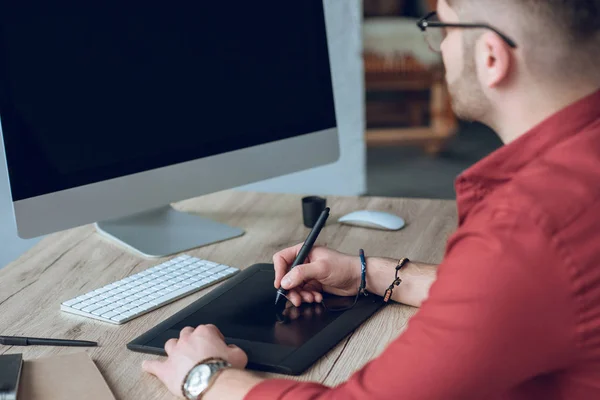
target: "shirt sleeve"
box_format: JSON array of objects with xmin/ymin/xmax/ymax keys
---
[{"xmin": 245, "ymin": 207, "xmax": 579, "ymax": 400}]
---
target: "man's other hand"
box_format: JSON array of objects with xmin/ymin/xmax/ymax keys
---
[{"xmin": 142, "ymin": 325, "xmax": 248, "ymax": 398}]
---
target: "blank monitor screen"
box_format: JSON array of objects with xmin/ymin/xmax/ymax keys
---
[{"xmin": 0, "ymin": 2, "xmax": 336, "ymax": 202}]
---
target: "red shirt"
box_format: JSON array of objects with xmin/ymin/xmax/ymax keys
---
[{"xmin": 246, "ymin": 89, "xmax": 600, "ymax": 400}]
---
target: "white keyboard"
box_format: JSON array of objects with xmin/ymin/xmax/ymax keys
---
[{"xmin": 60, "ymin": 255, "xmax": 238, "ymax": 325}]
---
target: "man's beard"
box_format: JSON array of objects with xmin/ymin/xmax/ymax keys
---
[{"xmin": 447, "ymin": 44, "xmax": 491, "ymax": 123}]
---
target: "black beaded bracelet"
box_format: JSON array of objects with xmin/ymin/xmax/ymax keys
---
[
  {"xmin": 359, "ymin": 249, "xmax": 368, "ymax": 296},
  {"xmin": 321, "ymin": 249, "xmax": 369, "ymax": 313},
  {"xmin": 383, "ymin": 258, "xmax": 410, "ymax": 303}
]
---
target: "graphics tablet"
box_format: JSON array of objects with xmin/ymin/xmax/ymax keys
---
[{"xmin": 128, "ymin": 263, "xmax": 385, "ymax": 375}]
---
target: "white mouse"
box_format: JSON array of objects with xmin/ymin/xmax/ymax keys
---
[{"xmin": 338, "ymin": 210, "xmax": 406, "ymax": 231}]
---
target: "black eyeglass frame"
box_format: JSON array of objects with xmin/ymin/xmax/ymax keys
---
[{"xmin": 417, "ymin": 11, "xmax": 518, "ymax": 49}]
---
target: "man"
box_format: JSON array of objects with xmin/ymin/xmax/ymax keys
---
[{"xmin": 142, "ymin": 0, "xmax": 600, "ymax": 398}]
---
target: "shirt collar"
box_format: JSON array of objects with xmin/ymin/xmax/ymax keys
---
[{"xmin": 455, "ymin": 88, "xmax": 600, "ymax": 222}]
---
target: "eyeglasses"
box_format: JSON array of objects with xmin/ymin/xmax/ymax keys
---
[{"xmin": 416, "ymin": 11, "xmax": 518, "ymax": 53}]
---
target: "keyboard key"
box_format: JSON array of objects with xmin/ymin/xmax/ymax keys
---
[
  {"xmin": 131, "ymin": 306, "xmax": 148, "ymax": 314},
  {"xmin": 101, "ymin": 310, "xmax": 120, "ymax": 319},
  {"xmin": 82, "ymin": 304, "xmax": 103, "ymax": 313},
  {"xmin": 62, "ymin": 298, "xmax": 82, "ymax": 307},
  {"xmin": 212, "ymin": 265, "xmax": 229, "ymax": 273},
  {"xmin": 110, "ymin": 315, "xmax": 128, "ymax": 323},
  {"xmin": 148, "ymin": 285, "xmax": 197, "ymax": 306},
  {"xmin": 130, "ymin": 299, "xmax": 148, "ymax": 307},
  {"xmin": 119, "ymin": 289, "xmax": 137, "ymax": 297},
  {"xmin": 121, "ymin": 310, "xmax": 139, "ymax": 319},
  {"xmin": 72, "ymin": 300, "xmax": 95, "ymax": 310},
  {"xmin": 121, "ymin": 282, "xmax": 137, "ymax": 289},
  {"xmin": 92, "ymin": 306, "xmax": 114, "ymax": 316},
  {"xmin": 115, "ymin": 305, "xmax": 133, "ymax": 312}
]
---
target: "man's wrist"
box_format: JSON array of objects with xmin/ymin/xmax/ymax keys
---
[
  {"xmin": 364, "ymin": 257, "xmax": 392, "ymax": 297},
  {"xmin": 182, "ymin": 358, "xmax": 232, "ymax": 400},
  {"xmin": 365, "ymin": 257, "xmax": 437, "ymax": 307},
  {"xmin": 202, "ymin": 368, "xmax": 265, "ymax": 400}
]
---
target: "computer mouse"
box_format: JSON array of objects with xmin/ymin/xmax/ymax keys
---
[{"xmin": 338, "ymin": 210, "xmax": 406, "ymax": 231}]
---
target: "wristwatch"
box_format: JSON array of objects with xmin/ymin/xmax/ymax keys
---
[{"xmin": 181, "ymin": 357, "xmax": 232, "ymax": 400}]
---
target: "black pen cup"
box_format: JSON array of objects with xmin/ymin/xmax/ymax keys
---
[{"xmin": 302, "ymin": 196, "xmax": 327, "ymax": 228}]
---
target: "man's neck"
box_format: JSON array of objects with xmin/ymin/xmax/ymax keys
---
[{"xmin": 489, "ymin": 84, "xmax": 600, "ymax": 144}]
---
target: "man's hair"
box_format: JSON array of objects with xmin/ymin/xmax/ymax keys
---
[{"xmin": 448, "ymin": 0, "xmax": 600, "ymax": 81}]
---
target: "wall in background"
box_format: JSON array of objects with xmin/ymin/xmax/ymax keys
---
[
  {"xmin": 0, "ymin": 0, "xmax": 365, "ymax": 268},
  {"xmin": 239, "ymin": 0, "xmax": 366, "ymax": 196}
]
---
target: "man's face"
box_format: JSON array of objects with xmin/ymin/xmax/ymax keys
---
[{"xmin": 438, "ymin": 0, "xmax": 491, "ymax": 122}]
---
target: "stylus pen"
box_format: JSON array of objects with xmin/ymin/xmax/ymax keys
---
[
  {"xmin": 275, "ymin": 207, "xmax": 330, "ymax": 306},
  {"xmin": 0, "ymin": 335, "xmax": 98, "ymax": 347}
]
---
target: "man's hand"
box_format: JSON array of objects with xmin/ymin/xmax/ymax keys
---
[
  {"xmin": 273, "ymin": 245, "xmax": 361, "ymax": 307},
  {"xmin": 142, "ymin": 325, "xmax": 248, "ymax": 398},
  {"xmin": 274, "ymin": 244, "xmax": 438, "ymax": 308}
]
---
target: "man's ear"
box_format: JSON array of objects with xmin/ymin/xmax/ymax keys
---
[{"xmin": 477, "ymin": 32, "xmax": 512, "ymax": 88}]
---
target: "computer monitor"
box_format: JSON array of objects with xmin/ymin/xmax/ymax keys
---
[{"xmin": 0, "ymin": 2, "xmax": 339, "ymax": 257}]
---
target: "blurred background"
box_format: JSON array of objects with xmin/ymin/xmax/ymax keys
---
[{"xmin": 363, "ymin": 0, "xmax": 501, "ymax": 199}]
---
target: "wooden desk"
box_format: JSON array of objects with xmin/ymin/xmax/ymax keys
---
[{"xmin": 0, "ymin": 191, "xmax": 457, "ymax": 399}]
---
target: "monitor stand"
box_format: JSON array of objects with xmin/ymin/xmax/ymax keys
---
[{"xmin": 95, "ymin": 206, "xmax": 244, "ymax": 258}]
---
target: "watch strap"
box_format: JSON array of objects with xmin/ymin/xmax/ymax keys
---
[{"xmin": 182, "ymin": 357, "xmax": 231, "ymax": 400}]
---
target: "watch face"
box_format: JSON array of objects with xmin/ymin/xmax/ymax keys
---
[{"xmin": 186, "ymin": 365, "xmax": 211, "ymax": 397}]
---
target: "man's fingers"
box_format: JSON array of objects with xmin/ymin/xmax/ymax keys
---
[
  {"xmin": 312, "ymin": 291, "xmax": 323, "ymax": 303},
  {"xmin": 281, "ymin": 262, "xmax": 327, "ymax": 290},
  {"xmin": 142, "ymin": 359, "xmax": 166, "ymax": 379},
  {"xmin": 180, "ymin": 326, "xmax": 194, "ymax": 339},
  {"xmin": 196, "ymin": 324, "xmax": 225, "ymax": 341},
  {"xmin": 164, "ymin": 338, "xmax": 177, "ymax": 355},
  {"xmin": 273, "ymin": 243, "xmax": 304, "ymax": 288},
  {"xmin": 299, "ymin": 290, "xmax": 314, "ymax": 303},
  {"xmin": 208, "ymin": 324, "xmax": 225, "ymax": 341},
  {"xmin": 302, "ymin": 283, "xmax": 324, "ymax": 302},
  {"xmin": 227, "ymin": 345, "xmax": 249, "ymax": 369},
  {"xmin": 287, "ymin": 290, "xmax": 303, "ymax": 307}
]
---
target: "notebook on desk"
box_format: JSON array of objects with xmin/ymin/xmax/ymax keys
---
[
  {"xmin": 19, "ymin": 352, "xmax": 115, "ymax": 400},
  {"xmin": 0, "ymin": 354, "xmax": 23, "ymax": 400}
]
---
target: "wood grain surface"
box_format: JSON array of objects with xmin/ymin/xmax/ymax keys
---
[{"xmin": 0, "ymin": 191, "xmax": 457, "ymax": 399}]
